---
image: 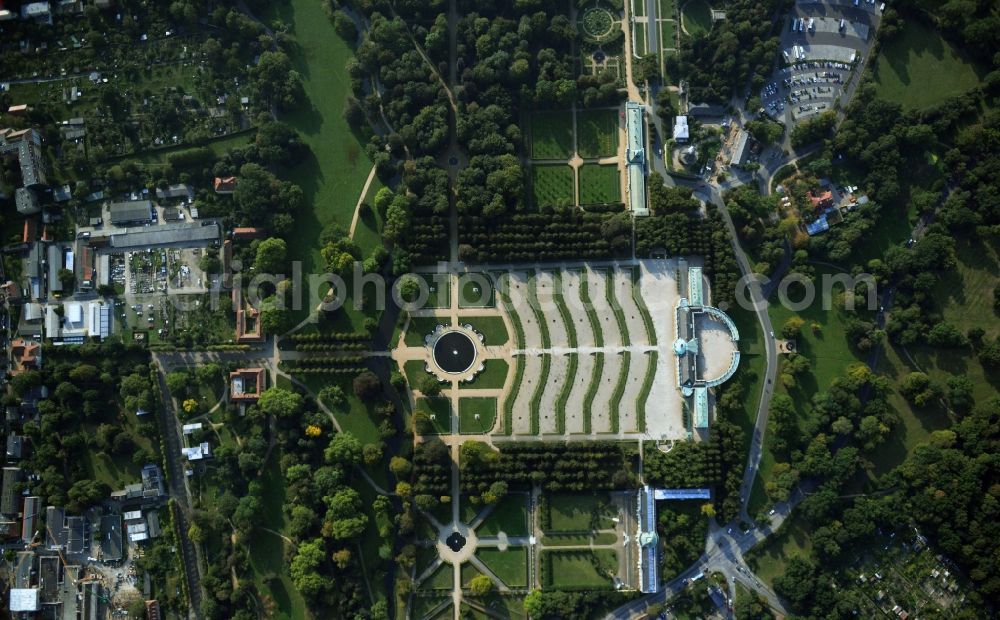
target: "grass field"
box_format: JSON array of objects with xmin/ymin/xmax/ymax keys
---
[
  {"xmin": 459, "ymin": 273, "xmax": 494, "ymax": 308},
  {"xmin": 531, "ymin": 165, "xmax": 575, "ymax": 209},
  {"xmin": 403, "ymin": 359, "xmax": 427, "ymax": 389},
  {"xmin": 542, "ymin": 550, "xmax": 617, "ymax": 588},
  {"xmin": 477, "ymin": 493, "xmax": 529, "ymax": 536},
  {"xmin": 578, "ymin": 164, "xmax": 621, "ymax": 205},
  {"xmin": 746, "ymin": 515, "xmax": 812, "ymax": 588},
  {"xmin": 867, "ymin": 343, "xmax": 954, "ymax": 477},
  {"xmin": 464, "ymin": 316, "xmax": 509, "ymax": 346},
  {"xmin": 530, "ymin": 111, "xmax": 575, "ymax": 160},
  {"xmin": 546, "ymin": 494, "xmax": 614, "ymax": 532},
  {"xmin": 768, "ymin": 275, "xmax": 860, "ymax": 392},
  {"xmin": 477, "ymin": 547, "xmax": 528, "ymax": 588},
  {"xmin": 458, "ymin": 359, "xmax": 509, "ymax": 391},
  {"xmin": 934, "ymin": 238, "xmax": 1000, "ymax": 341},
  {"xmin": 248, "ymin": 457, "xmax": 308, "ymax": 620},
  {"xmin": 681, "ymin": 0, "xmax": 712, "ymax": 36},
  {"xmin": 873, "ymin": 19, "xmax": 984, "ymax": 111},
  {"xmin": 576, "ymin": 109, "xmax": 619, "ymax": 158},
  {"xmin": 259, "ymin": 0, "xmax": 378, "ymax": 330},
  {"xmin": 459, "ymin": 397, "xmax": 498, "ymax": 434}
]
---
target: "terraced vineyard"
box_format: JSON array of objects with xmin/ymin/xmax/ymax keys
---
[{"xmin": 496, "ymin": 264, "xmax": 680, "ymax": 438}]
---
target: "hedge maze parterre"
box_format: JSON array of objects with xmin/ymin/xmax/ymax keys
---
[{"xmin": 527, "ymin": 107, "xmax": 621, "ymax": 210}]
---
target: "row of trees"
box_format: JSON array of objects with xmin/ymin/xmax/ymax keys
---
[{"xmin": 458, "ymin": 440, "xmax": 637, "ymax": 493}]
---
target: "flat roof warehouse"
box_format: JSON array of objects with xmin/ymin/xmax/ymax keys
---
[{"xmin": 93, "ymin": 221, "xmax": 221, "ymax": 250}]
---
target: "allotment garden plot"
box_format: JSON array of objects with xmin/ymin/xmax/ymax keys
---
[{"xmin": 495, "ymin": 260, "xmax": 684, "ymax": 440}]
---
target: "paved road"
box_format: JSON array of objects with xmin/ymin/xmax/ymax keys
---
[
  {"xmin": 152, "ymin": 360, "xmax": 204, "ymax": 618},
  {"xmin": 644, "ymin": 0, "xmax": 659, "ymax": 54}
]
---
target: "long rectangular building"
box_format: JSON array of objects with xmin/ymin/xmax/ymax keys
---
[{"xmin": 625, "ymin": 102, "xmax": 649, "ymax": 216}]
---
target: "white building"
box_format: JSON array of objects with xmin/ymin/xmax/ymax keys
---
[{"xmin": 673, "ymin": 115, "xmax": 689, "ymax": 142}]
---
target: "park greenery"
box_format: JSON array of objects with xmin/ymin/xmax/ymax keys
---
[{"xmin": 4, "ymin": 0, "xmax": 1000, "ymax": 616}]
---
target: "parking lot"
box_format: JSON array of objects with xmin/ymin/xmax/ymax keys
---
[
  {"xmin": 761, "ymin": 61, "xmax": 854, "ymax": 121},
  {"xmin": 761, "ymin": 0, "xmax": 881, "ymax": 126}
]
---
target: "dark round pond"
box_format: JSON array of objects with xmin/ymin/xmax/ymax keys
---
[{"xmin": 433, "ymin": 331, "xmax": 476, "ymax": 374}]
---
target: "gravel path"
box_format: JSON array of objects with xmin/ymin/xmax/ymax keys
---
[{"xmin": 592, "ymin": 352, "xmax": 623, "ymax": 433}]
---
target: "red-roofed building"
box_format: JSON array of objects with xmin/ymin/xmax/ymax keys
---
[
  {"xmin": 808, "ymin": 190, "xmax": 834, "ymax": 210},
  {"xmin": 22, "ymin": 218, "xmax": 37, "ymax": 243},
  {"xmin": 10, "ymin": 339, "xmax": 40, "ymax": 375},
  {"xmin": 232, "ymin": 227, "xmax": 264, "ymax": 240},
  {"xmin": 214, "ymin": 176, "xmax": 237, "ymax": 193},
  {"xmin": 229, "ymin": 368, "xmax": 265, "ymax": 402},
  {"xmin": 236, "ymin": 305, "xmax": 263, "ymax": 342}
]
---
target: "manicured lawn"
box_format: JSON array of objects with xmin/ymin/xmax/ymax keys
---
[
  {"xmin": 681, "ymin": 0, "xmax": 712, "ymax": 36},
  {"xmin": 458, "ymin": 397, "xmax": 497, "ymax": 435},
  {"xmin": 545, "ymin": 494, "xmax": 614, "ymax": 532},
  {"xmin": 530, "ymin": 111, "xmax": 574, "ymax": 159},
  {"xmin": 476, "ymin": 493, "xmax": 529, "ymax": 536},
  {"xmin": 405, "ymin": 315, "xmax": 449, "ymax": 347},
  {"xmin": 458, "ymin": 273, "xmax": 494, "ymax": 308},
  {"xmin": 578, "ymin": 163, "xmax": 621, "ymax": 205},
  {"xmin": 459, "ymin": 397, "xmax": 498, "ymax": 434},
  {"xmin": 634, "ymin": 21, "xmax": 647, "ymax": 56},
  {"xmin": 416, "ymin": 397, "xmax": 452, "ymax": 434},
  {"xmin": 260, "ymin": 0, "xmax": 377, "ymax": 330},
  {"xmin": 459, "ymin": 359, "xmax": 509, "ymax": 390},
  {"xmin": 461, "ymin": 598, "xmax": 526, "ymax": 620},
  {"xmin": 541, "ymin": 549, "xmax": 617, "ymax": 588},
  {"xmin": 417, "ymin": 274, "xmax": 451, "ymax": 309},
  {"xmin": 531, "ymin": 164, "xmax": 575, "ymax": 209},
  {"xmin": 462, "ymin": 562, "xmax": 483, "ymax": 587},
  {"xmin": 464, "ymin": 316, "xmax": 509, "ymax": 346},
  {"xmin": 661, "ymin": 17, "xmax": 677, "ymax": 50},
  {"xmin": 477, "ymin": 547, "xmax": 528, "ymax": 588},
  {"xmin": 874, "ymin": 18, "xmax": 985, "ymax": 111},
  {"xmin": 423, "ymin": 562, "xmax": 454, "ymax": 591},
  {"xmin": 412, "ymin": 596, "xmax": 450, "ymax": 618},
  {"xmin": 576, "ymin": 109, "xmax": 619, "ymax": 158}
]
